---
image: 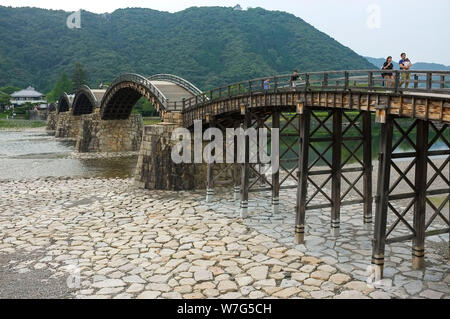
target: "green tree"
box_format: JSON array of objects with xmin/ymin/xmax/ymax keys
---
[
  {"xmin": 0, "ymin": 85, "xmax": 20, "ymax": 111},
  {"xmin": 71, "ymin": 62, "xmax": 88, "ymax": 90},
  {"xmin": 46, "ymin": 72, "xmax": 74, "ymax": 103},
  {"xmin": 132, "ymin": 97, "xmax": 158, "ymax": 116},
  {"xmin": 0, "ymin": 85, "xmax": 21, "ymax": 95},
  {"xmin": 0, "ymin": 92, "xmax": 10, "ymax": 109}
]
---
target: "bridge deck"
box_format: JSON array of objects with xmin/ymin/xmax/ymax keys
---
[
  {"xmin": 150, "ymin": 80, "xmax": 195, "ymax": 103},
  {"xmin": 91, "ymin": 89, "xmax": 106, "ymax": 104}
]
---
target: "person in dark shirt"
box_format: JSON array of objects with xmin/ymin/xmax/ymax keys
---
[
  {"xmin": 291, "ymin": 69, "xmax": 302, "ymax": 89},
  {"xmin": 399, "ymin": 53, "xmax": 412, "ymax": 88},
  {"xmin": 382, "ymin": 56, "xmax": 394, "ymax": 87}
]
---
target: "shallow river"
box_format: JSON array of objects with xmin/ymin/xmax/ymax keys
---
[{"xmin": 0, "ymin": 130, "xmax": 137, "ymax": 180}]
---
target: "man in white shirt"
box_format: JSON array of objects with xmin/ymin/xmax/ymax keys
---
[{"xmin": 399, "ymin": 53, "xmax": 413, "ymax": 88}]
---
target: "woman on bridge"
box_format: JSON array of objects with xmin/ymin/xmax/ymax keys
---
[{"xmin": 382, "ymin": 56, "xmax": 394, "ymax": 88}]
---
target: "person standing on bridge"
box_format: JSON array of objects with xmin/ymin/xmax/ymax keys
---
[
  {"xmin": 290, "ymin": 69, "xmax": 302, "ymax": 90},
  {"xmin": 399, "ymin": 53, "xmax": 413, "ymax": 88},
  {"xmin": 382, "ymin": 56, "xmax": 394, "ymax": 88},
  {"xmin": 263, "ymin": 78, "xmax": 270, "ymax": 94}
]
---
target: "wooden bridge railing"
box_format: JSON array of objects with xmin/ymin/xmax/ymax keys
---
[{"xmin": 177, "ymin": 70, "xmax": 450, "ymax": 113}]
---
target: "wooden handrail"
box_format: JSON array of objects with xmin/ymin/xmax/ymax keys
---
[{"xmin": 181, "ymin": 70, "xmax": 450, "ymax": 113}]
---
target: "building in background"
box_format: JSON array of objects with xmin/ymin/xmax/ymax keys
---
[{"xmin": 10, "ymin": 86, "xmax": 47, "ymax": 107}]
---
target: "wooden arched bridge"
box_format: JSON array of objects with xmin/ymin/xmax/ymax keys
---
[
  {"xmin": 56, "ymin": 73, "xmax": 203, "ymax": 119},
  {"xmin": 51, "ymin": 69, "xmax": 450, "ymax": 277}
]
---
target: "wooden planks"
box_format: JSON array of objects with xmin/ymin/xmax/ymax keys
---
[{"xmin": 181, "ymin": 91, "xmax": 450, "ymax": 127}]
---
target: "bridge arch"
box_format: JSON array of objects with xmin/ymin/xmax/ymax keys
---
[
  {"xmin": 100, "ymin": 73, "xmax": 201, "ymax": 120},
  {"xmin": 57, "ymin": 93, "xmax": 72, "ymax": 113},
  {"xmin": 72, "ymin": 85, "xmax": 103, "ymax": 115}
]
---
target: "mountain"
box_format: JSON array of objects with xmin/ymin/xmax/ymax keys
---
[
  {"xmin": 365, "ymin": 57, "xmax": 450, "ymax": 71},
  {"xmin": 0, "ymin": 6, "xmax": 376, "ymax": 93}
]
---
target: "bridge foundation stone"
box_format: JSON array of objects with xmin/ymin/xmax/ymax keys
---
[
  {"xmin": 75, "ymin": 113, "xmax": 143, "ymax": 153},
  {"xmin": 134, "ymin": 123, "xmax": 207, "ymax": 191},
  {"xmin": 46, "ymin": 111, "xmax": 57, "ymax": 131},
  {"xmin": 55, "ymin": 112, "xmax": 82, "ymax": 139}
]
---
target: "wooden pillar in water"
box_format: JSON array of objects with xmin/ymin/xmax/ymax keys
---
[
  {"xmin": 412, "ymin": 119, "xmax": 429, "ymax": 269},
  {"xmin": 295, "ymin": 108, "xmax": 310, "ymax": 244},
  {"xmin": 371, "ymin": 114, "xmax": 394, "ymax": 277},
  {"xmin": 331, "ymin": 109, "xmax": 343, "ymax": 237},
  {"xmin": 272, "ymin": 110, "xmax": 280, "ymax": 214},
  {"xmin": 362, "ymin": 111, "xmax": 373, "ymax": 225}
]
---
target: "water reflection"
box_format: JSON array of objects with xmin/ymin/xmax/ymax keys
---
[{"xmin": 0, "ymin": 130, "xmax": 137, "ymax": 180}]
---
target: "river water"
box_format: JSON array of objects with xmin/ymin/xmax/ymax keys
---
[
  {"xmin": 0, "ymin": 130, "xmax": 137, "ymax": 180},
  {"xmin": 0, "ymin": 125, "xmax": 446, "ymax": 180}
]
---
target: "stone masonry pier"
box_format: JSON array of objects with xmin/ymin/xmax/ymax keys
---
[
  {"xmin": 134, "ymin": 122, "xmax": 236, "ymax": 191},
  {"xmin": 54, "ymin": 111, "xmax": 82, "ymax": 139},
  {"xmin": 46, "ymin": 111, "xmax": 57, "ymax": 131},
  {"xmin": 134, "ymin": 123, "xmax": 207, "ymax": 191},
  {"xmin": 75, "ymin": 112, "xmax": 143, "ymax": 153}
]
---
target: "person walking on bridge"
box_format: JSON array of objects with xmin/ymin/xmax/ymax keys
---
[
  {"xmin": 382, "ymin": 56, "xmax": 394, "ymax": 88},
  {"xmin": 291, "ymin": 69, "xmax": 302, "ymax": 90},
  {"xmin": 399, "ymin": 53, "xmax": 413, "ymax": 88}
]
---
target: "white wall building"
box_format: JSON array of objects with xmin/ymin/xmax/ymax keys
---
[{"xmin": 10, "ymin": 86, "xmax": 47, "ymax": 106}]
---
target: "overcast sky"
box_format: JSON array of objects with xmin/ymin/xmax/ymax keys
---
[{"xmin": 1, "ymin": 0, "xmax": 449, "ymax": 65}]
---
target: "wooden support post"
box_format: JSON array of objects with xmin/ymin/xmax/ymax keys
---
[
  {"xmin": 426, "ymin": 72, "xmax": 432, "ymax": 90},
  {"xmin": 233, "ymin": 136, "xmax": 240, "ymax": 201},
  {"xmin": 412, "ymin": 119, "xmax": 429, "ymax": 269},
  {"xmin": 414, "ymin": 75, "xmax": 419, "ymax": 89},
  {"xmin": 257, "ymin": 117, "xmax": 267, "ymax": 187},
  {"xmin": 363, "ymin": 111, "xmax": 373, "ymax": 225},
  {"xmin": 331, "ymin": 109, "xmax": 343, "ymax": 237},
  {"xmin": 394, "ymin": 71, "xmax": 400, "ymax": 93},
  {"xmin": 206, "ymin": 164, "xmax": 214, "ymax": 202},
  {"xmin": 371, "ymin": 115, "xmax": 394, "ymax": 278},
  {"xmin": 241, "ymin": 108, "xmax": 251, "ymax": 218},
  {"xmin": 206, "ymin": 116, "xmax": 215, "ymax": 203},
  {"xmin": 295, "ymin": 108, "xmax": 310, "ymax": 244},
  {"xmin": 272, "ymin": 110, "xmax": 280, "ymax": 214}
]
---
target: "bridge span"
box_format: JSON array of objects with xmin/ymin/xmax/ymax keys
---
[{"xmin": 48, "ymin": 69, "xmax": 450, "ymax": 277}]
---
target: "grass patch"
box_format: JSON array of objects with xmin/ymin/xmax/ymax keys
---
[
  {"xmin": 143, "ymin": 117, "xmax": 161, "ymax": 126},
  {"xmin": 0, "ymin": 119, "xmax": 46, "ymax": 129},
  {"xmin": 428, "ymin": 196, "xmax": 449, "ymax": 208}
]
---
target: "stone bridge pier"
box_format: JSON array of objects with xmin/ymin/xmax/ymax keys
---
[
  {"xmin": 134, "ymin": 116, "xmax": 235, "ymax": 191},
  {"xmin": 46, "ymin": 111, "xmax": 57, "ymax": 131},
  {"xmin": 134, "ymin": 122, "xmax": 207, "ymax": 191},
  {"xmin": 54, "ymin": 111, "xmax": 82, "ymax": 139},
  {"xmin": 75, "ymin": 112, "xmax": 143, "ymax": 153}
]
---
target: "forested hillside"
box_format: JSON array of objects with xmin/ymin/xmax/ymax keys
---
[{"xmin": 0, "ymin": 6, "xmax": 375, "ymax": 93}]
